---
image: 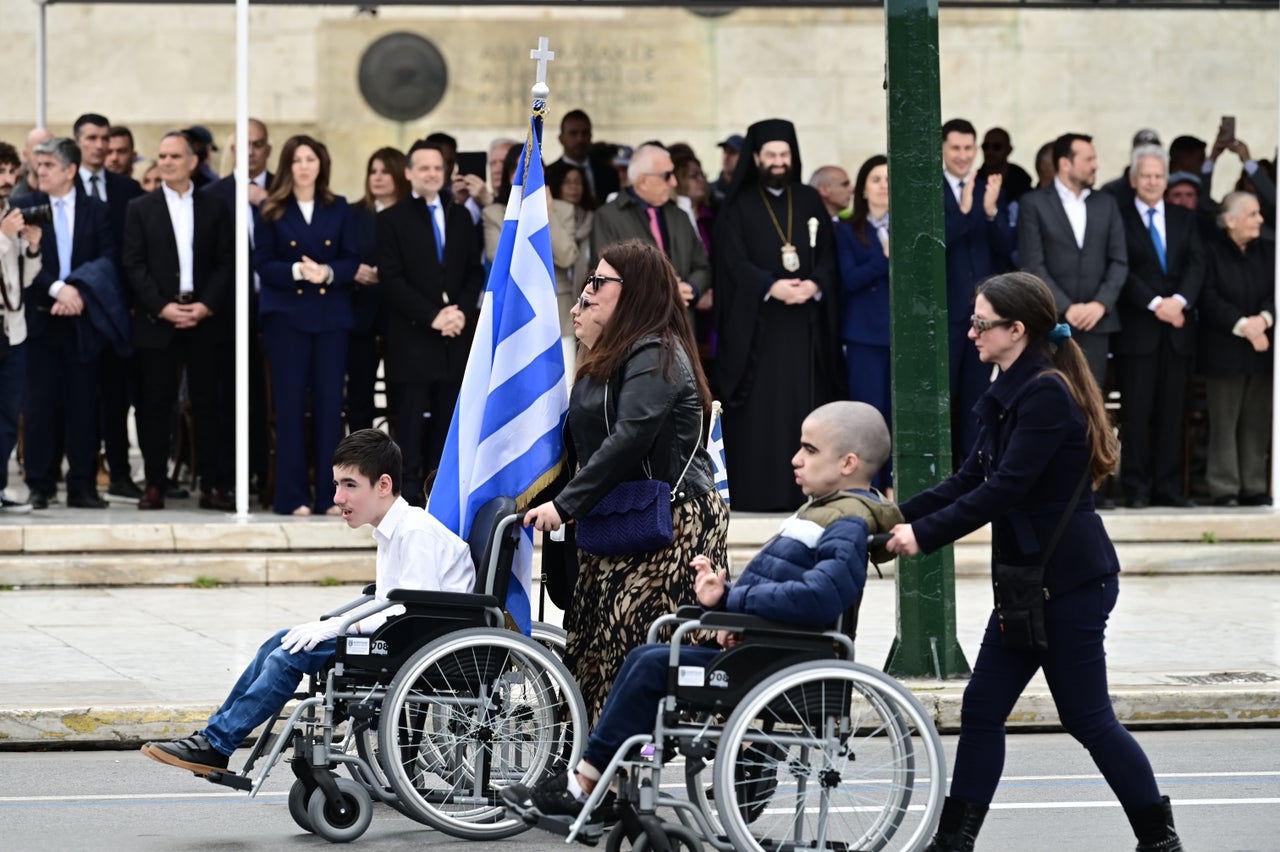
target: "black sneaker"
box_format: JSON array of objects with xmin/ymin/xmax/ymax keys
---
[
  {"xmin": 141, "ymin": 733, "xmax": 230, "ymax": 776},
  {"xmin": 107, "ymin": 480, "xmax": 144, "ymax": 503},
  {"xmin": 501, "ymin": 771, "xmax": 596, "ymax": 823},
  {"xmin": 0, "ymin": 495, "xmax": 32, "ymax": 514}
]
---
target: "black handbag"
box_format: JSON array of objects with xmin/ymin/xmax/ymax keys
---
[
  {"xmin": 993, "ymin": 471, "xmax": 1089, "ymax": 651},
  {"xmin": 575, "ymin": 383, "xmax": 701, "ymax": 558}
]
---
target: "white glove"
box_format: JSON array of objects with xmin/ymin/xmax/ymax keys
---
[{"xmin": 280, "ymin": 620, "xmax": 341, "ymax": 654}]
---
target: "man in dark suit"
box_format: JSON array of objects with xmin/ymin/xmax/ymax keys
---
[
  {"xmin": 553, "ymin": 110, "xmax": 619, "ymax": 207},
  {"xmin": 14, "ymin": 137, "xmax": 118, "ymax": 509},
  {"xmin": 376, "ymin": 140, "xmax": 484, "ymax": 505},
  {"xmin": 591, "ymin": 143, "xmax": 710, "ymax": 311},
  {"xmin": 942, "ymin": 118, "xmax": 1015, "ymax": 459},
  {"xmin": 1018, "ymin": 132, "xmax": 1129, "ymax": 389},
  {"xmin": 73, "ymin": 112, "xmax": 145, "ymax": 502},
  {"xmin": 122, "ymin": 131, "xmax": 234, "ymax": 511},
  {"xmin": 1115, "ymin": 146, "xmax": 1204, "ymax": 509},
  {"xmin": 203, "ymin": 118, "xmax": 273, "ymax": 498}
]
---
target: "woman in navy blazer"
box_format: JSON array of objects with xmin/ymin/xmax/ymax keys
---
[
  {"xmin": 886, "ymin": 273, "xmax": 1183, "ymax": 852},
  {"xmin": 255, "ymin": 135, "xmax": 359, "ymax": 515},
  {"xmin": 836, "ymin": 155, "xmax": 891, "ymax": 490}
]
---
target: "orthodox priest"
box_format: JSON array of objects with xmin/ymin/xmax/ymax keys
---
[{"xmin": 713, "ymin": 119, "xmax": 845, "ymax": 512}]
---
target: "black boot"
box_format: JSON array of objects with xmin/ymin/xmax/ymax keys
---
[
  {"xmin": 1126, "ymin": 796, "xmax": 1184, "ymax": 851},
  {"xmin": 924, "ymin": 796, "xmax": 989, "ymax": 851}
]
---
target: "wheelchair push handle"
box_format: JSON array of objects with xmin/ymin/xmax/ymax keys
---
[{"xmin": 867, "ymin": 532, "xmax": 893, "ymax": 549}]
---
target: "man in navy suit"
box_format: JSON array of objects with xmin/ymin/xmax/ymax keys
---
[
  {"xmin": 376, "ymin": 140, "xmax": 484, "ymax": 505},
  {"xmin": 553, "ymin": 110, "xmax": 619, "ymax": 207},
  {"xmin": 74, "ymin": 113, "xmax": 145, "ymax": 503},
  {"xmin": 14, "ymin": 137, "xmax": 117, "ymax": 508},
  {"xmin": 122, "ymin": 131, "xmax": 235, "ymax": 511},
  {"xmin": 1115, "ymin": 146, "xmax": 1204, "ymax": 509},
  {"xmin": 1017, "ymin": 133, "xmax": 1129, "ymax": 389},
  {"xmin": 942, "ymin": 118, "xmax": 1015, "ymax": 459}
]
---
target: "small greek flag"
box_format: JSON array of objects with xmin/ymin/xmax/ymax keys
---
[{"xmin": 708, "ymin": 401, "xmax": 730, "ymax": 507}]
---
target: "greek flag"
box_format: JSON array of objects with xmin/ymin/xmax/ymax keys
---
[
  {"xmin": 708, "ymin": 401, "xmax": 730, "ymax": 507},
  {"xmin": 428, "ymin": 112, "xmax": 568, "ymax": 635}
]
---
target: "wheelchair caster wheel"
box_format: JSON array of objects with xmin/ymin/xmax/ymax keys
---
[
  {"xmin": 287, "ymin": 779, "xmax": 314, "ymax": 833},
  {"xmin": 606, "ymin": 821, "xmax": 705, "ymax": 851},
  {"xmin": 306, "ymin": 776, "xmax": 373, "ymax": 843}
]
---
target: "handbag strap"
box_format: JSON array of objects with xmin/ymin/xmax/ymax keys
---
[
  {"xmin": 603, "ymin": 380, "xmax": 703, "ymax": 498},
  {"xmin": 1038, "ymin": 470, "xmax": 1091, "ymax": 570}
]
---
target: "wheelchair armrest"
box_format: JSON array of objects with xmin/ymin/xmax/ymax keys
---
[
  {"xmin": 386, "ymin": 589, "xmax": 501, "ymax": 610},
  {"xmin": 675, "ymin": 605, "xmax": 705, "ymax": 619},
  {"xmin": 698, "ymin": 611, "xmax": 827, "ymax": 638},
  {"xmin": 321, "ymin": 593, "xmax": 378, "ymax": 620},
  {"xmin": 361, "ymin": 583, "xmax": 376, "ymax": 595}
]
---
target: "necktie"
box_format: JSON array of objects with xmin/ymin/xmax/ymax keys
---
[
  {"xmin": 646, "ymin": 206, "xmax": 665, "ymax": 253},
  {"xmin": 1147, "ymin": 208, "xmax": 1167, "ymax": 274},
  {"xmin": 956, "ymin": 179, "xmax": 965, "ymax": 203},
  {"xmin": 428, "ymin": 203, "xmax": 444, "ymax": 263},
  {"xmin": 54, "ymin": 199, "xmax": 72, "ymax": 279},
  {"xmin": 90, "ymin": 174, "xmax": 104, "ymax": 201},
  {"xmin": 876, "ymin": 222, "xmax": 890, "ymax": 254}
]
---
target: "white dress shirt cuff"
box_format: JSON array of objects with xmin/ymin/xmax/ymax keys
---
[
  {"xmin": 1262, "ymin": 310, "xmax": 1274, "ymax": 329},
  {"xmin": 292, "ymin": 262, "xmax": 304, "ymax": 281},
  {"xmin": 1232, "ymin": 317, "xmax": 1250, "ymax": 338},
  {"xmin": 48, "ymin": 279, "xmax": 66, "ymax": 298}
]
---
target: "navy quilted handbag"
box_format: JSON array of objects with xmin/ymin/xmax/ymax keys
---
[{"xmin": 576, "ymin": 479, "xmax": 673, "ymax": 557}]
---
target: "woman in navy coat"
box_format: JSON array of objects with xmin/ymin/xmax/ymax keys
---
[
  {"xmin": 835, "ymin": 155, "xmax": 891, "ymax": 490},
  {"xmin": 255, "ymin": 135, "xmax": 359, "ymax": 515},
  {"xmin": 886, "ymin": 272, "xmax": 1183, "ymax": 852}
]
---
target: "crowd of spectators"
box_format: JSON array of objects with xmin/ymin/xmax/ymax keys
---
[{"xmin": 0, "ymin": 110, "xmax": 1274, "ymax": 514}]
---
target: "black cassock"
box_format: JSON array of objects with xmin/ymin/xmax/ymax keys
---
[{"xmin": 713, "ymin": 184, "xmax": 846, "ymax": 512}]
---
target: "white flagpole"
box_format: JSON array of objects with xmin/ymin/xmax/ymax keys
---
[{"xmin": 234, "ymin": 0, "xmax": 249, "ymax": 518}]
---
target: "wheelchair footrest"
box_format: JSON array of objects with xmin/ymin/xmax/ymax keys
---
[{"xmin": 204, "ymin": 770, "xmax": 253, "ymax": 792}]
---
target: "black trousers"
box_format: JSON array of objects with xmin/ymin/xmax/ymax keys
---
[
  {"xmin": 392, "ymin": 379, "xmax": 459, "ymax": 505},
  {"xmin": 99, "ymin": 349, "xmax": 136, "ymax": 483},
  {"xmin": 1117, "ymin": 337, "xmax": 1190, "ymax": 501},
  {"xmin": 346, "ymin": 330, "xmax": 381, "ymax": 432},
  {"xmin": 23, "ymin": 318, "xmax": 100, "ymax": 497},
  {"xmin": 136, "ymin": 323, "xmax": 232, "ymax": 492}
]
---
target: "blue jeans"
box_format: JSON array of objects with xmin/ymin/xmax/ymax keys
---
[
  {"xmin": 949, "ymin": 575, "xmax": 1162, "ymax": 809},
  {"xmin": 0, "ymin": 341, "xmax": 26, "ymax": 491},
  {"xmin": 582, "ymin": 643, "xmax": 717, "ymax": 770},
  {"xmin": 201, "ymin": 628, "xmax": 336, "ymax": 757}
]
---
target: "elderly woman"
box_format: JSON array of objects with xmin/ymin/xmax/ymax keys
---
[
  {"xmin": 1197, "ymin": 191, "xmax": 1275, "ymax": 507},
  {"xmin": 524, "ymin": 239, "xmax": 728, "ymax": 720}
]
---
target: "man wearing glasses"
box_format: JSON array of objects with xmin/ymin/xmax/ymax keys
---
[{"xmin": 591, "ymin": 143, "xmax": 709, "ymax": 309}]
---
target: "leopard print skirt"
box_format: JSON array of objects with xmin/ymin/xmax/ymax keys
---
[{"xmin": 564, "ymin": 489, "xmax": 729, "ymax": 723}]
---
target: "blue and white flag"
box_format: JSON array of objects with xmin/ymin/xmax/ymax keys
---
[
  {"xmin": 429, "ymin": 112, "xmax": 568, "ymax": 635},
  {"xmin": 708, "ymin": 401, "xmax": 730, "ymax": 507}
]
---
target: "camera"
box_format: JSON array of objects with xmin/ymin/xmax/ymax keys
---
[{"xmin": 17, "ymin": 204, "xmax": 52, "ymax": 226}]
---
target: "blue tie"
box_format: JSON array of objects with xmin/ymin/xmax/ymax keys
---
[
  {"xmin": 428, "ymin": 203, "xmax": 444, "ymax": 263},
  {"xmin": 54, "ymin": 198, "xmax": 72, "ymax": 279},
  {"xmin": 1147, "ymin": 208, "xmax": 1167, "ymax": 275}
]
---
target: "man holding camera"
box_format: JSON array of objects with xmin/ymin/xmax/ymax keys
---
[{"xmin": 0, "ymin": 142, "xmax": 42, "ymax": 513}]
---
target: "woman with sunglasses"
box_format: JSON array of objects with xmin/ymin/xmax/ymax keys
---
[
  {"xmin": 524, "ymin": 239, "xmax": 728, "ymax": 720},
  {"xmin": 885, "ymin": 272, "xmax": 1183, "ymax": 852}
]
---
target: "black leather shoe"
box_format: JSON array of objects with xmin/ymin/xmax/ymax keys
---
[
  {"xmin": 1212, "ymin": 495, "xmax": 1240, "ymax": 507},
  {"xmin": 1241, "ymin": 493, "xmax": 1272, "ymax": 507},
  {"xmin": 166, "ymin": 480, "xmax": 191, "ymax": 500},
  {"xmin": 137, "ymin": 485, "xmax": 165, "ymax": 510},
  {"xmin": 107, "ymin": 479, "xmax": 144, "ymax": 502},
  {"xmin": 142, "ymin": 733, "xmax": 230, "ymax": 776},
  {"xmin": 1152, "ymin": 495, "xmax": 1198, "ymax": 508},
  {"xmin": 29, "ymin": 491, "xmax": 51, "ymax": 510},
  {"xmin": 1126, "ymin": 498, "xmax": 1149, "ymax": 509},
  {"xmin": 67, "ymin": 491, "xmax": 107, "ymax": 509}
]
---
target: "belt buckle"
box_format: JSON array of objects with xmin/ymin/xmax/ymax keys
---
[{"xmin": 177, "ymin": 291, "xmax": 194, "ymax": 305}]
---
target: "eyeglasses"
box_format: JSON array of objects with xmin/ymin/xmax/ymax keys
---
[
  {"xmin": 644, "ymin": 170, "xmax": 677, "ymax": 182},
  {"xmin": 577, "ymin": 294, "xmax": 595, "ymax": 312},
  {"xmin": 969, "ymin": 315, "xmax": 1014, "ymax": 334},
  {"xmin": 585, "ymin": 273, "xmax": 623, "ymax": 292}
]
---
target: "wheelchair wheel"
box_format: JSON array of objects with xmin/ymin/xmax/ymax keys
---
[
  {"xmin": 531, "ymin": 621, "xmax": 567, "ymax": 660},
  {"xmin": 287, "ymin": 779, "xmax": 314, "ymax": 833},
  {"xmin": 377, "ymin": 627, "xmax": 587, "ymax": 840},
  {"xmin": 606, "ymin": 820, "xmax": 706, "ymax": 851},
  {"xmin": 712, "ymin": 660, "xmax": 945, "ymax": 852},
  {"xmin": 306, "ymin": 776, "xmax": 374, "ymax": 843}
]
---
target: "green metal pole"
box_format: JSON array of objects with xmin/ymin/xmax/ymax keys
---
[{"xmin": 883, "ymin": 0, "xmax": 969, "ymax": 679}]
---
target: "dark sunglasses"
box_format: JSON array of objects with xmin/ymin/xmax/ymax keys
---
[
  {"xmin": 644, "ymin": 170, "xmax": 677, "ymax": 182},
  {"xmin": 969, "ymin": 315, "xmax": 1014, "ymax": 334},
  {"xmin": 585, "ymin": 273, "xmax": 623, "ymax": 292}
]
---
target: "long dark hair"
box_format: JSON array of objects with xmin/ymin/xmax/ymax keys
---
[
  {"xmin": 359, "ymin": 146, "xmax": 409, "ymax": 211},
  {"xmin": 262, "ymin": 135, "xmax": 334, "ymax": 223},
  {"xmin": 495, "ymin": 143, "xmax": 524, "ymax": 206},
  {"xmin": 976, "ymin": 272, "xmax": 1118, "ymax": 485},
  {"xmin": 576, "ymin": 239, "xmax": 712, "ymax": 416},
  {"xmin": 544, "ymin": 160, "xmax": 594, "ymax": 211},
  {"xmin": 850, "ymin": 154, "xmax": 888, "ymax": 246}
]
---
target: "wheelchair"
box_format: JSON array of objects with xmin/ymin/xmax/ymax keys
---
[
  {"xmin": 522, "ymin": 535, "xmax": 946, "ymax": 852},
  {"xmin": 204, "ymin": 495, "xmax": 588, "ymax": 843}
]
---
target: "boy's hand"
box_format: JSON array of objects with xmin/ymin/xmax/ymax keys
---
[
  {"xmin": 885, "ymin": 523, "xmax": 920, "ymax": 557},
  {"xmin": 716, "ymin": 629, "xmax": 741, "ymax": 649},
  {"xmin": 692, "ymin": 554, "xmax": 726, "ymax": 607}
]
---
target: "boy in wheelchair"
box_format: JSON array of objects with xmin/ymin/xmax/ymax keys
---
[
  {"xmin": 141, "ymin": 429, "xmax": 475, "ymax": 776},
  {"xmin": 502, "ymin": 400, "xmax": 902, "ymax": 830}
]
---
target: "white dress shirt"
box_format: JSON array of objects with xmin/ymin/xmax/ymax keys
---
[
  {"xmin": 48, "ymin": 188, "xmax": 76, "ymax": 298},
  {"xmin": 944, "ymin": 170, "xmax": 965, "ymax": 204},
  {"xmin": 162, "ymin": 182, "xmax": 196, "ymax": 295},
  {"xmin": 1054, "ymin": 177, "xmax": 1090, "ymax": 248}
]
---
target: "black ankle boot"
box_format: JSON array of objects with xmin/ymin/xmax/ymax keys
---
[
  {"xmin": 1125, "ymin": 795, "xmax": 1184, "ymax": 851},
  {"xmin": 925, "ymin": 796, "xmax": 989, "ymax": 851}
]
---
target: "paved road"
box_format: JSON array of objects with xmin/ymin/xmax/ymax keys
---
[{"xmin": 2, "ymin": 730, "xmax": 1276, "ymax": 851}]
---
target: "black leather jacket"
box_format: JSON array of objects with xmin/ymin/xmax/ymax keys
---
[{"xmin": 553, "ymin": 335, "xmax": 716, "ymax": 520}]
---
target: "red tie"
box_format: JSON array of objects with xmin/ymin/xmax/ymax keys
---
[{"xmin": 646, "ymin": 207, "xmax": 665, "ymax": 253}]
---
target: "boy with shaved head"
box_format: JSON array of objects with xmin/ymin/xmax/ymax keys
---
[{"xmin": 502, "ymin": 401, "xmax": 902, "ymax": 828}]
